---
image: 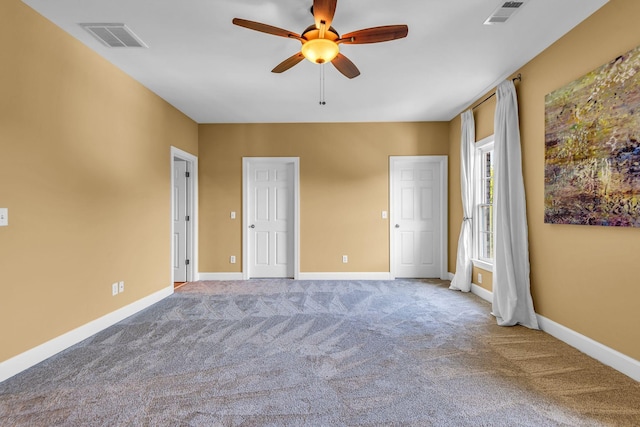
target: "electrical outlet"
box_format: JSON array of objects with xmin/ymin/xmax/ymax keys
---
[
  {"xmin": 119, "ymin": 281, "xmax": 125, "ymax": 293},
  {"xmin": 478, "ymin": 273, "xmax": 483, "ymax": 284},
  {"xmin": 230, "ymin": 211, "xmax": 236, "ymax": 219},
  {"xmin": 342, "ymin": 255, "xmax": 348, "ymax": 263},
  {"xmin": 0, "ymin": 208, "xmax": 7, "ymax": 226},
  {"xmin": 112, "ymin": 283, "xmax": 119, "ymax": 296},
  {"xmin": 230, "ymin": 255, "xmax": 236, "ymax": 264},
  {"xmin": 382, "ymin": 211, "xmax": 388, "ymax": 219}
]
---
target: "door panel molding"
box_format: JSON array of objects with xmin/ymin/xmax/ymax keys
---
[
  {"xmin": 390, "ymin": 156, "xmax": 448, "ymax": 279},
  {"xmin": 243, "ymin": 157, "xmax": 300, "ymax": 280},
  {"xmin": 173, "ymin": 159, "xmax": 188, "ymax": 281}
]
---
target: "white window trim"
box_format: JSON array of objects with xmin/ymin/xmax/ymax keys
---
[
  {"xmin": 472, "ymin": 258, "xmax": 494, "ymax": 272},
  {"xmin": 472, "ymin": 135, "xmax": 494, "ymax": 273}
]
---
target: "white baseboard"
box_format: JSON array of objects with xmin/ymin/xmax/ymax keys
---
[
  {"xmin": 198, "ymin": 272, "xmax": 244, "ymax": 280},
  {"xmin": 471, "ymin": 283, "xmax": 493, "ymax": 302},
  {"xmin": 199, "ymin": 272, "xmax": 446, "ymax": 281},
  {"xmin": 462, "ymin": 282, "xmax": 639, "ymax": 382},
  {"xmin": 298, "ymin": 272, "xmax": 393, "ymax": 281},
  {"xmin": 0, "ymin": 286, "xmax": 173, "ymax": 383},
  {"xmin": 536, "ymin": 315, "xmax": 640, "ymax": 382}
]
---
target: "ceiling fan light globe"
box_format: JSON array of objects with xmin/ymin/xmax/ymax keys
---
[{"xmin": 301, "ymin": 39, "xmax": 339, "ymax": 64}]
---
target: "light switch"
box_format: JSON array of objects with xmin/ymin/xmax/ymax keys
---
[
  {"xmin": 0, "ymin": 208, "xmax": 7, "ymax": 226},
  {"xmin": 230, "ymin": 211, "xmax": 236, "ymax": 219},
  {"xmin": 382, "ymin": 211, "xmax": 388, "ymax": 219}
]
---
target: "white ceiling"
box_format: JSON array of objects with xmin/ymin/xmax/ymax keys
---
[{"xmin": 22, "ymin": 0, "xmax": 608, "ymax": 123}]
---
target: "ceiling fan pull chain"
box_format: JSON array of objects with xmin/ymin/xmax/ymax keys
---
[{"xmin": 319, "ymin": 63, "xmax": 326, "ymax": 105}]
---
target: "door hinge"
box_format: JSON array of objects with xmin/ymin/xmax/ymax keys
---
[
  {"xmin": 185, "ymin": 171, "xmax": 190, "ymax": 178},
  {"xmin": 185, "ymin": 259, "xmax": 190, "ymax": 265},
  {"xmin": 185, "ymin": 215, "xmax": 190, "ymax": 221}
]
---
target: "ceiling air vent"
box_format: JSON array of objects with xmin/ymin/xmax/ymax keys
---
[
  {"xmin": 79, "ymin": 23, "xmax": 148, "ymax": 48},
  {"xmin": 484, "ymin": 0, "xmax": 527, "ymax": 25}
]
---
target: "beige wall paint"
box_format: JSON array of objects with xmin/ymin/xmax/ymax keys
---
[
  {"xmin": 448, "ymin": 0, "xmax": 640, "ymax": 359},
  {"xmin": 0, "ymin": 0, "xmax": 198, "ymax": 362},
  {"xmin": 198, "ymin": 122, "xmax": 449, "ymax": 273}
]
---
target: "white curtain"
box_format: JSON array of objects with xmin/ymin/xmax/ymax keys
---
[
  {"xmin": 450, "ymin": 110, "xmax": 475, "ymax": 292},
  {"xmin": 492, "ymin": 80, "xmax": 539, "ymax": 329}
]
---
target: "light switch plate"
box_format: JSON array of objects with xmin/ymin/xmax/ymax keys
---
[
  {"xmin": 0, "ymin": 208, "xmax": 7, "ymax": 226},
  {"xmin": 230, "ymin": 211, "xmax": 236, "ymax": 219}
]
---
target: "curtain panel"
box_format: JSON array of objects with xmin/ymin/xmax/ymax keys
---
[
  {"xmin": 450, "ymin": 110, "xmax": 475, "ymax": 292},
  {"xmin": 492, "ymin": 80, "xmax": 539, "ymax": 329}
]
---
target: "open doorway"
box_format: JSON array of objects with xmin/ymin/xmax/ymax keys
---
[{"xmin": 171, "ymin": 147, "xmax": 198, "ymax": 287}]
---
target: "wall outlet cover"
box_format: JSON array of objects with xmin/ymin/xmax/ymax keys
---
[{"xmin": 0, "ymin": 208, "xmax": 7, "ymax": 226}]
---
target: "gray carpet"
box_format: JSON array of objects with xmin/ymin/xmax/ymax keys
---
[{"xmin": 1, "ymin": 279, "xmax": 639, "ymax": 426}]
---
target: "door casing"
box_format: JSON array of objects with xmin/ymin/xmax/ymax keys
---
[
  {"xmin": 243, "ymin": 157, "xmax": 300, "ymax": 280},
  {"xmin": 171, "ymin": 146, "xmax": 198, "ymax": 284}
]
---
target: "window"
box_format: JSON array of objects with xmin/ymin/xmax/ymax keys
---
[{"xmin": 473, "ymin": 136, "xmax": 494, "ymax": 271}]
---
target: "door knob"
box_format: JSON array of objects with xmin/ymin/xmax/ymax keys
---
[
  {"xmin": 395, "ymin": 224, "xmax": 400, "ymax": 228},
  {"xmin": 249, "ymin": 224, "xmax": 255, "ymax": 229}
]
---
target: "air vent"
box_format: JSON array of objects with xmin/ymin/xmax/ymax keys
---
[
  {"xmin": 79, "ymin": 23, "xmax": 148, "ymax": 48},
  {"xmin": 502, "ymin": 1, "xmax": 524, "ymax": 8},
  {"xmin": 486, "ymin": 16, "xmax": 510, "ymax": 24},
  {"xmin": 484, "ymin": 0, "xmax": 527, "ymax": 25}
]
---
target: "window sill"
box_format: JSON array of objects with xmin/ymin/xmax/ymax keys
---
[{"xmin": 472, "ymin": 259, "xmax": 493, "ymax": 272}]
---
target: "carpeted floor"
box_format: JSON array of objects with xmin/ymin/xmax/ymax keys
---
[{"xmin": 1, "ymin": 279, "xmax": 639, "ymax": 426}]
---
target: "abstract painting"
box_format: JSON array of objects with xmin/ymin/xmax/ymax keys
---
[{"xmin": 545, "ymin": 44, "xmax": 640, "ymax": 226}]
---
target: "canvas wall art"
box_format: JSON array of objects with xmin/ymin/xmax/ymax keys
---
[{"xmin": 545, "ymin": 44, "xmax": 640, "ymax": 227}]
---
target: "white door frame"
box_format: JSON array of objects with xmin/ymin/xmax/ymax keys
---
[
  {"xmin": 243, "ymin": 157, "xmax": 300, "ymax": 280},
  {"xmin": 389, "ymin": 155, "xmax": 448, "ymax": 280},
  {"xmin": 171, "ymin": 146, "xmax": 198, "ymax": 284}
]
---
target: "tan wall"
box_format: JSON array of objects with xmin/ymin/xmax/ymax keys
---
[
  {"xmin": 199, "ymin": 122, "xmax": 449, "ymax": 273},
  {"xmin": 448, "ymin": 0, "xmax": 640, "ymax": 359},
  {"xmin": 0, "ymin": 0, "xmax": 198, "ymax": 362}
]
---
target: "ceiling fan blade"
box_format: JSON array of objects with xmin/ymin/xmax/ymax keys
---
[
  {"xmin": 232, "ymin": 18, "xmax": 301, "ymax": 40},
  {"xmin": 313, "ymin": 0, "xmax": 337, "ymax": 30},
  {"xmin": 272, "ymin": 53, "xmax": 305, "ymax": 73},
  {"xmin": 340, "ymin": 25, "xmax": 408, "ymax": 44},
  {"xmin": 331, "ymin": 53, "xmax": 360, "ymax": 79}
]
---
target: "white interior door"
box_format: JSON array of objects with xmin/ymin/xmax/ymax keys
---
[
  {"xmin": 246, "ymin": 160, "xmax": 295, "ymax": 278},
  {"xmin": 173, "ymin": 159, "xmax": 188, "ymax": 282},
  {"xmin": 391, "ymin": 156, "xmax": 447, "ymax": 279}
]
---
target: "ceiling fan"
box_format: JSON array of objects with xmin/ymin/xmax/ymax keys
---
[{"xmin": 232, "ymin": 0, "xmax": 408, "ymax": 79}]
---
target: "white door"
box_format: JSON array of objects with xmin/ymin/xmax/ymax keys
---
[
  {"xmin": 391, "ymin": 156, "xmax": 447, "ymax": 278},
  {"xmin": 246, "ymin": 160, "xmax": 294, "ymax": 278},
  {"xmin": 173, "ymin": 159, "xmax": 188, "ymax": 282}
]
